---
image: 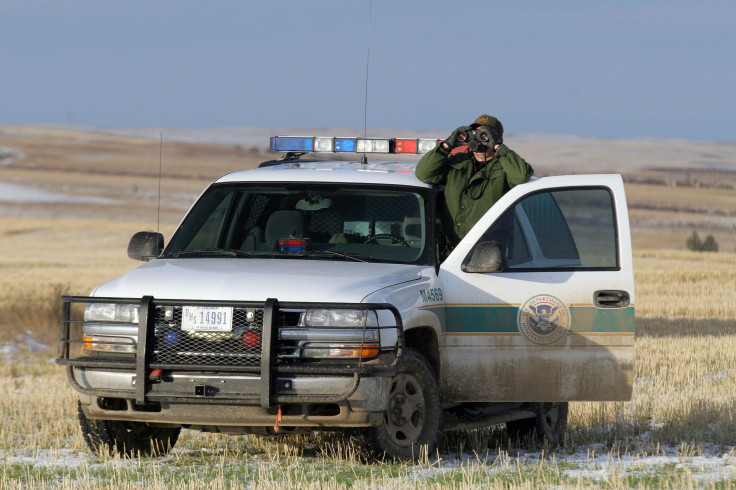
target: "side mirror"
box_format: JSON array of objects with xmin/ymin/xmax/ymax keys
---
[
  {"xmin": 461, "ymin": 241, "xmax": 505, "ymax": 273},
  {"xmin": 127, "ymin": 231, "xmax": 164, "ymax": 261}
]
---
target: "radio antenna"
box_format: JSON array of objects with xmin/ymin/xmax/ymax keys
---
[
  {"xmin": 157, "ymin": 132, "xmax": 163, "ymax": 233},
  {"xmin": 361, "ymin": 0, "xmax": 373, "ymax": 164}
]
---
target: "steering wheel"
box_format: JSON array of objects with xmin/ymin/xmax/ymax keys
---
[{"xmin": 363, "ymin": 234, "xmax": 410, "ymax": 247}]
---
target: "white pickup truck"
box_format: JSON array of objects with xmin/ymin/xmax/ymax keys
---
[{"xmin": 57, "ymin": 136, "xmax": 635, "ymax": 460}]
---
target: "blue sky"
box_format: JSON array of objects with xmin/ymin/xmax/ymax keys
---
[{"xmin": 1, "ymin": 1, "xmax": 734, "ymax": 141}]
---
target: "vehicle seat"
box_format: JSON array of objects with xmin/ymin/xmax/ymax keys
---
[
  {"xmin": 240, "ymin": 226, "xmax": 263, "ymax": 252},
  {"xmin": 264, "ymin": 210, "xmax": 305, "ymax": 249}
]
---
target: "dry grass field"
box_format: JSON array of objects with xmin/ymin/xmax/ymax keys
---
[{"xmin": 2, "ymin": 125, "xmax": 736, "ymax": 487}]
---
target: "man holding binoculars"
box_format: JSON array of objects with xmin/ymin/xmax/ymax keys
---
[{"xmin": 415, "ymin": 114, "xmax": 534, "ymax": 254}]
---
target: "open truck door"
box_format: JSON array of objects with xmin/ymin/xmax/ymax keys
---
[{"xmin": 438, "ymin": 174, "xmax": 635, "ymax": 402}]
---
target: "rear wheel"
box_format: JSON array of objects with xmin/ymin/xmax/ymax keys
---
[
  {"xmin": 506, "ymin": 402, "xmax": 568, "ymax": 447},
  {"xmin": 77, "ymin": 402, "xmax": 180, "ymax": 456},
  {"xmin": 368, "ymin": 349, "xmax": 441, "ymax": 461}
]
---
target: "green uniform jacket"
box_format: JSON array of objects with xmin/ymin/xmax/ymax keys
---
[{"xmin": 415, "ymin": 143, "xmax": 534, "ymax": 248}]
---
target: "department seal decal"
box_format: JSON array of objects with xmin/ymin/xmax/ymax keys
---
[{"xmin": 517, "ymin": 295, "xmax": 570, "ymax": 344}]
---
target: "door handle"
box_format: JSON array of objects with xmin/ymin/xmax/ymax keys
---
[{"xmin": 594, "ymin": 290, "xmax": 630, "ymax": 308}]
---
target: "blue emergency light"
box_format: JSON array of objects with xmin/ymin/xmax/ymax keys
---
[
  {"xmin": 270, "ymin": 137, "xmax": 314, "ymax": 152},
  {"xmin": 269, "ymin": 136, "xmax": 441, "ymax": 154}
]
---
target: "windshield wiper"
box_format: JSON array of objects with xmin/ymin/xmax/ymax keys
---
[
  {"xmin": 169, "ymin": 248, "xmax": 257, "ymax": 258},
  {"xmin": 294, "ymin": 250, "xmax": 367, "ymax": 262},
  {"xmin": 170, "ymin": 248, "xmax": 366, "ymax": 262}
]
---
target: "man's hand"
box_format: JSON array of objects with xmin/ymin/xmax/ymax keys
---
[
  {"xmin": 475, "ymin": 126, "xmax": 502, "ymax": 150},
  {"xmin": 442, "ymin": 126, "xmax": 472, "ymax": 151}
]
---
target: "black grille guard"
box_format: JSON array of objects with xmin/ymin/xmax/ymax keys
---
[{"xmin": 57, "ymin": 295, "xmax": 404, "ymax": 408}]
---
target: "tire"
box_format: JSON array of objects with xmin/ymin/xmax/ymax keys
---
[
  {"xmin": 77, "ymin": 401, "xmax": 180, "ymax": 457},
  {"xmin": 368, "ymin": 348, "xmax": 441, "ymax": 461},
  {"xmin": 506, "ymin": 402, "xmax": 568, "ymax": 447}
]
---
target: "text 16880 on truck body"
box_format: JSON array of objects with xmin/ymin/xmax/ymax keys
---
[{"xmin": 57, "ymin": 137, "xmax": 635, "ymax": 460}]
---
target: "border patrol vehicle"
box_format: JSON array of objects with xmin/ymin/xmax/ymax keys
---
[{"xmin": 57, "ymin": 136, "xmax": 635, "ymax": 460}]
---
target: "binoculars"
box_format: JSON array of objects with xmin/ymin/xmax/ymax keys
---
[{"xmin": 456, "ymin": 126, "xmax": 498, "ymax": 152}]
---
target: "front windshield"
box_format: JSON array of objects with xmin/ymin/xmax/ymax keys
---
[{"xmin": 164, "ymin": 183, "xmax": 430, "ymax": 265}]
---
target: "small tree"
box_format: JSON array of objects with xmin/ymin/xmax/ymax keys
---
[
  {"xmin": 702, "ymin": 234, "xmax": 718, "ymax": 252},
  {"xmin": 686, "ymin": 231, "xmax": 718, "ymax": 252}
]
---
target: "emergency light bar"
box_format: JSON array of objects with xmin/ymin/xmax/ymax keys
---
[{"xmin": 270, "ymin": 136, "xmax": 440, "ymax": 154}]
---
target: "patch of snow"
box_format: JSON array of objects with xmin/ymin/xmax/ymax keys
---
[
  {"xmin": 2, "ymin": 444, "xmax": 736, "ymax": 484},
  {"xmin": 0, "ymin": 146, "xmax": 25, "ymax": 165},
  {"xmin": 431, "ymin": 444, "xmax": 736, "ymax": 484},
  {"xmin": 1, "ymin": 335, "xmax": 51, "ymax": 361},
  {"xmin": 0, "ymin": 183, "xmax": 117, "ymax": 205},
  {"xmin": 5, "ymin": 449, "xmax": 92, "ymax": 469}
]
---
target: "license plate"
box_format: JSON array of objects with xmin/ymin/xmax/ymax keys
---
[{"xmin": 181, "ymin": 306, "xmax": 233, "ymax": 332}]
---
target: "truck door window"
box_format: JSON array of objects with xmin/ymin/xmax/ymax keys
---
[
  {"xmin": 519, "ymin": 192, "xmax": 580, "ymax": 262},
  {"xmin": 479, "ymin": 187, "xmax": 618, "ymax": 270}
]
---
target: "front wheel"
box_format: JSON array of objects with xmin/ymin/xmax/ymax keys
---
[
  {"xmin": 506, "ymin": 402, "xmax": 568, "ymax": 447},
  {"xmin": 368, "ymin": 349, "xmax": 441, "ymax": 461},
  {"xmin": 78, "ymin": 402, "xmax": 180, "ymax": 456}
]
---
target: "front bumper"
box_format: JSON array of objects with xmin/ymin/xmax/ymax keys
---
[{"xmin": 76, "ymin": 373, "xmax": 389, "ymax": 427}]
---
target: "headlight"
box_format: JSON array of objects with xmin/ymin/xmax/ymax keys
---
[
  {"xmin": 305, "ymin": 309, "xmax": 378, "ymax": 328},
  {"xmin": 84, "ymin": 303, "xmax": 140, "ymax": 323},
  {"xmin": 298, "ymin": 309, "xmax": 380, "ymax": 359},
  {"xmin": 83, "ymin": 303, "xmax": 139, "ymax": 354}
]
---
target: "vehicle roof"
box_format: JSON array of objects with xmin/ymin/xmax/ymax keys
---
[{"xmin": 215, "ymin": 160, "xmax": 430, "ymax": 187}]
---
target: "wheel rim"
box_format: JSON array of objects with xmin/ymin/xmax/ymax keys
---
[{"xmin": 384, "ymin": 372, "xmax": 426, "ymax": 447}]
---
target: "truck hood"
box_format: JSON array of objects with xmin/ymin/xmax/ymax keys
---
[{"xmin": 92, "ymin": 258, "xmax": 422, "ymax": 303}]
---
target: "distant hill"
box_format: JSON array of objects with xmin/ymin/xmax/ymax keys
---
[{"xmin": 29, "ymin": 124, "xmax": 736, "ymax": 176}]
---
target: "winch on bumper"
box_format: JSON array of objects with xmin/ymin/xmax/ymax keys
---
[{"xmin": 57, "ymin": 295, "xmax": 404, "ymax": 428}]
